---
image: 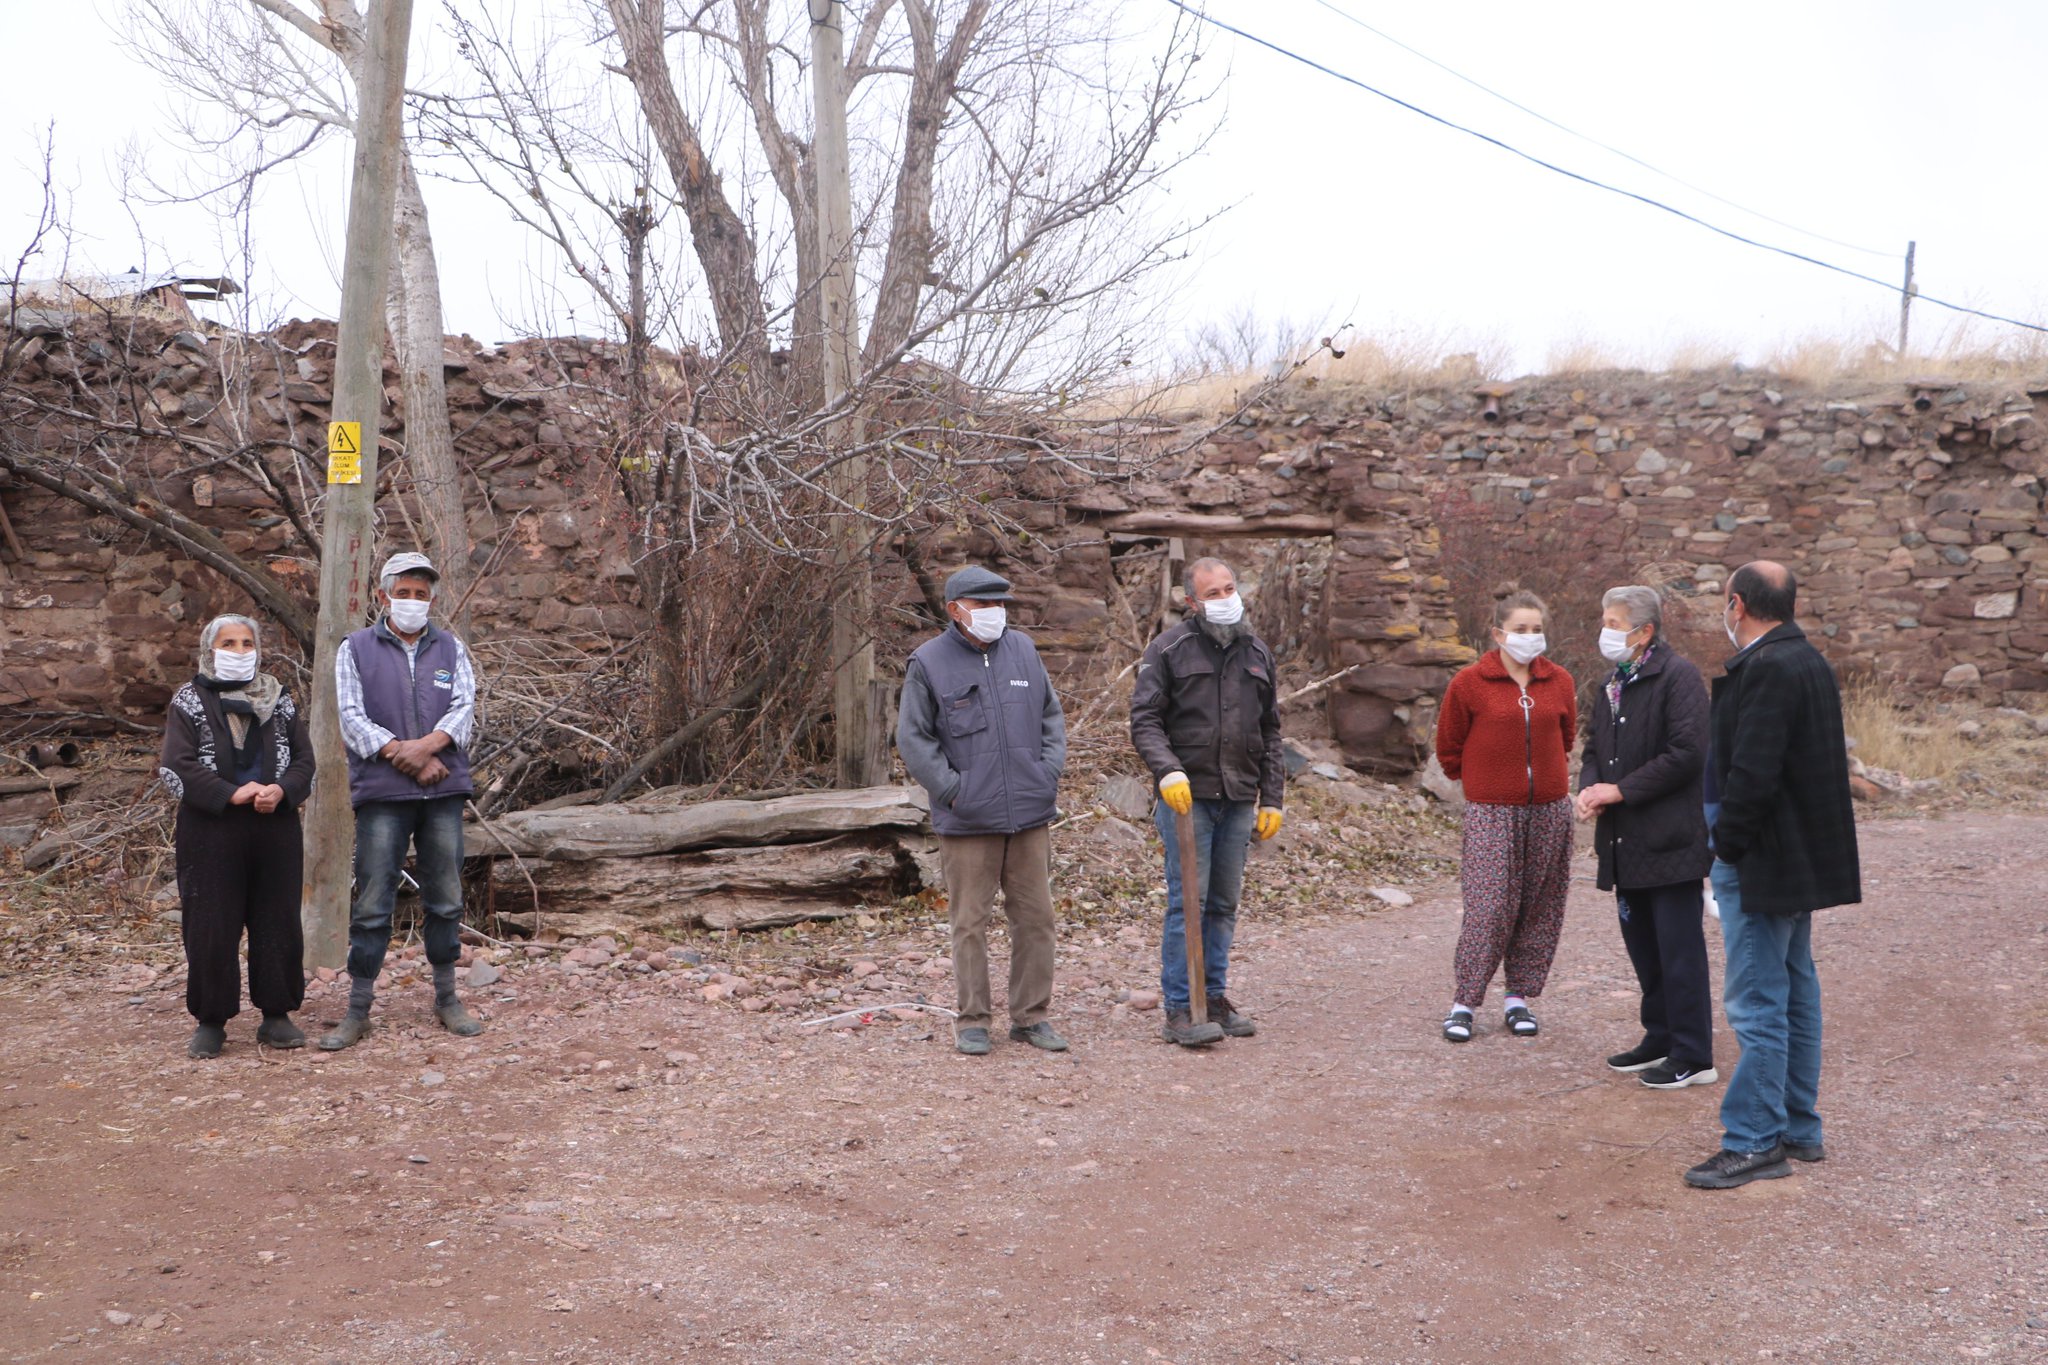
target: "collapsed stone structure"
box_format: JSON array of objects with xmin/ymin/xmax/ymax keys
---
[{"xmin": 6, "ymin": 309, "xmax": 2044, "ymax": 781}]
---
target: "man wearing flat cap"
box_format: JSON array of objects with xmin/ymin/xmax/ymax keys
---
[
  {"xmin": 321, "ymin": 551, "xmax": 485, "ymax": 1050},
  {"xmin": 897, "ymin": 565, "xmax": 1069, "ymax": 1055}
]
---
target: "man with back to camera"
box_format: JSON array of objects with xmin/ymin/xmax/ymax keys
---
[
  {"xmin": 320, "ymin": 551, "xmax": 486, "ymax": 1050},
  {"xmin": 1129, "ymin": 557, "xmax": 1285, "ymax": 1047},
  {"xmin": 1684, "ymin": 561, "xmax": 1860, "ymax": 1189},
  {"xmin": 895, "ymin": 565, "xmax": 1069, "ymax": 1057}
]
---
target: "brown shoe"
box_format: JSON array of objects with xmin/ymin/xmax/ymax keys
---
[
  {"xmin": 1207, "ymin": 996, "xmax": 1256, "ymax": 1037},
  {"xmin": 1161, "ymin": 1007, "xmax": 1223, "ymax": 1047}
]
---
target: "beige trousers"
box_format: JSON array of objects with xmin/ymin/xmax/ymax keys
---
[{"xmin": 938, "ymin": 825, "xmax": 1056, "ymax": 1032}]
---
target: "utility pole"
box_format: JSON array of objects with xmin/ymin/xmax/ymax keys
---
[
  {"xmin": 1898, "ymin": 240, "xmax": 1918, "ymax": 360},
  {"xmin": 810, "ymin": 0, "xmax": 883, "ymax": 787},
  {"xmin": 305, "ymin": 0, "xmax": 417, "ymax": 968}
]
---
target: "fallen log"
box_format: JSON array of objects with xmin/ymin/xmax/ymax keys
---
[
  {"xmin": 482, "ymin": 831, "xmax": 926, "ymax": 931},
  {"xmin": 466, "ymin": 785, "xmax": 929, "ymax": 861}
]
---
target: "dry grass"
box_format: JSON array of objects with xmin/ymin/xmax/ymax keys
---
[{"xmin": 1840, "ymin": 677, "xmax": 1976, "ymax": 785}]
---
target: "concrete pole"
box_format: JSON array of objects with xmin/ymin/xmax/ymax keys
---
[
  {"xmin": 810, "ymin": 0, "xmax": 882, "ymax": 787},
  {"xmin": 304, "ymin": 0, "xmax": 417, "ymax": 968},
  {"xmin": 1897, "ymin": 240, "xmax": 1918, "ymax": 361}
]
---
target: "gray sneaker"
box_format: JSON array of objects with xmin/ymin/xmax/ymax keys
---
[
  {"xmin": 1008, "ymin": 1022, "xmax": 1069, "ymax": 1052},
  {"xmin": 1161, "ymin": 1008, "xmax": 1224, "ymax": 1047},
  {"xmin": 955, "ymin": 1027, "xmax": 992, "ymax": 1056}
]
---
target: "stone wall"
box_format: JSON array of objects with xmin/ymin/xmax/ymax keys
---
[{"xmin": 7, "ymin": 311, "xmax": 2043, "ymax": 779}]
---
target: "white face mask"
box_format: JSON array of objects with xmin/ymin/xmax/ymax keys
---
[
  {"xmin": 964, "ymin": 605, "xmax": 1006, "ymax": 644},
  {"xmin": 388, "ymin": 598, "xmax": 432, "ymax": 633},
  {"xmin": 1499, "ymin": 632, "xmax": 1547, "ymax": 665},
  {"xmin": 1201, "ymin": 592, "xmax": 1244, "ymax": 626},
  {"xmin": 1724, "ymin": 602, "xmax": 1741, "ymax": 648},
  {"xmin": 212, "ymin": 648, "xmax": 258, "ymax": 682},
  {"xmin": 1598, "ymin": 627, "xmax": 1638, "ymax": 664}
]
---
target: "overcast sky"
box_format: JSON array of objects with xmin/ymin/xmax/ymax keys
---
[{"xmin": 5, "ymin": 0, "xmax": 2045, "ymax": 376}]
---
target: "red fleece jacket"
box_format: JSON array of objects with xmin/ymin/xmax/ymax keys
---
[{"xmin": 1436, "ymin": 650, "xmax": 1578, "ymax": 805}]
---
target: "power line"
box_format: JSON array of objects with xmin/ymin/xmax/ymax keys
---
[
  {"xmin": 1168, "ymin": 0, "xmax": 2048, "ymax": 337},
  {"xmin": 1302, "ymin": 0, "xmax": 1898, "ymax": 260}
]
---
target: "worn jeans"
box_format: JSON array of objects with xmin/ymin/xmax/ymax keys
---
[
  {"xmin": 1154, "ymin": 798, "xmax": 1255, "ymax": 1010},
  {"xmin": 1712, "ymin": 858, "xmax": 1823, "ymax": 1154},
  {"xmin": 348, "ymin": 796, "xmax": 467, "ymax": 983}
]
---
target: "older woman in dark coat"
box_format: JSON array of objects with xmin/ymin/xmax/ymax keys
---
[
  {"xmin": 158, "ymin": 614, "xmax": 316, "ymax": 1058},
  {"xmin": 1575, "ymin": 586, "xmax": 1717, "ymax": 1091}
]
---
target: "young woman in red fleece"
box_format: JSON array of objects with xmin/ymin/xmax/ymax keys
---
[{"xmin": 1435, "ymin": 590, "xmax": 1578, "ymax": 1042}]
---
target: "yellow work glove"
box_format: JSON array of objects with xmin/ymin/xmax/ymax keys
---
[
  {"xmin": 1255, "ymin": 806, "xmax": 1283, "ymax": 841},
  {"xmin": 1158, "ymin": 771, "xmax": 1193, "ymax": 816}
]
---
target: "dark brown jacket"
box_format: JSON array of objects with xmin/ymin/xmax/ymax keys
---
[
  {"xmin": 1130, "ymin": 620, "xmax": 1284, "ymax": 808},
  {"xmin": 158, "ymin": 680, "xmax": 316, "ymax": 814},
  {"xmin": 1579, "ymin": 645, "xmax": 1713, "ymax": 891}
]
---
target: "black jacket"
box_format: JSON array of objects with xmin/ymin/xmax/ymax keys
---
[
  {"xmin": 158, "ymin": 680, "xmax": 316, "ymax": 815},
  {"xmin": 1579, "ymin": 645, "xmax": 1714, "ymax": 892},
  {"xmin": 1130, "ymin": 620, "xmax": 1284, "ymax": 808},
  {"xmin": 1709, "ymin": 622, "xmax": 1862, "ymax": 916}
]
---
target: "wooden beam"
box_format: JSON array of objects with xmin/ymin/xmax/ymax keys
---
[{"xmin": 1093, "ymin": 511, "xmax": 1337, "ymax": 537}]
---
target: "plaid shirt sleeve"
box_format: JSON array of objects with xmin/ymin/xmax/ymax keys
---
[
  {"xmin": 433, "ymin": 636, "xmax": 478, "ymax": 752},
  {"xmin": 335, "ymin": 637, "xmax": 396, "ymax": 760}
]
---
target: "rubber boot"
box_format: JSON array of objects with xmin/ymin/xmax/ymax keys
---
[
  {"xmin": 319, "ymin": 976, "xmax": 376, "ymax": 1051},
  {"xmin": 188, "ymin": 1023, "xmax": 226, "ymax": 1059},
  {"xmin": 433, "ymin": 962, "xmax": 483, "ymax": 1037},
  {"xmin": 257, "ymin": 1013, "xmax": 306, "ymax": 1049}
]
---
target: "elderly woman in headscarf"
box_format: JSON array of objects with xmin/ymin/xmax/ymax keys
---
[{"xmin": 157, "ymin": 614, "xmax": 316, "ymax": 1058}]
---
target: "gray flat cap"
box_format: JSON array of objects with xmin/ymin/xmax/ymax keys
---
[
  {"xmin": 380, "ymin": 550, "xmax": 439, "ymax": 582},
  {"xmin": 943, "ymin": 565, "xmax": 1013, "ymax": 602}
]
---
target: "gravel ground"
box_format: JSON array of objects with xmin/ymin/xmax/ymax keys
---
[{"xmin": 0, "ymin": 809, "xmax": 2044, "ymax": 1364}]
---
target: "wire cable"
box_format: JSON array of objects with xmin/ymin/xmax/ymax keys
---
[
  {"xmin": 1169, "ymin": 0, "xmax": 2048, "ymax": 336},
  {"xmin": 1301, "ymin": 0, "xmax": 1898, "ymax": 260}
]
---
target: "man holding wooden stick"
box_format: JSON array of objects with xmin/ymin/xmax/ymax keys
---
[
  {"xmin": 896, "ymin": 566, "xmax": 1069, "ymax": 1057},
  {"xmin": 1130, "ymin": 557, "xmax": 1285, "ymax": 1047}
]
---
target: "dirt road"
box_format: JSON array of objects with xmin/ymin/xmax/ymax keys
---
[{"xmin": 1, "ymin": 811, "xmax": 2043, "ymax": 1363}]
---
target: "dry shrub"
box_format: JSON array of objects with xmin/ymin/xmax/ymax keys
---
[{"xmin": 1838, "ymin": 676, "xmax": 1973, "ymax": 784}]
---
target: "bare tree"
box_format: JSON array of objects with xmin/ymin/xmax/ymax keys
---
[{"xmin": 123, "ymin": 0, "xmax": 473, "ymax": 616}]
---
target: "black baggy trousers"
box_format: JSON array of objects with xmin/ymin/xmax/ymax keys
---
[
  {"xmin": 175, "ymin": 804, "xmax": 306, "ymax": 1025},
  {"xmin": 1617, "ymin": 879, "xmax": 1715, "ymax": 1072}
]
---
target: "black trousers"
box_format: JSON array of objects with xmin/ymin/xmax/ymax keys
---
[
  {"xmin": 175, "ymin": 804, "xmax": 306, "ymax": 1025},
  {"xmin": 1617, "ymin": 879, "xmax": 1714, "ymax": 1071}
]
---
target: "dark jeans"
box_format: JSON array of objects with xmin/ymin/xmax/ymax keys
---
[
  {"xmin": 1617, "ymin": 880, "xmax": 1715, "ymax": 1072},
  {"xmin": 1154, "ymin": 798, "xmax": 1255, "ymax": 1010},
  {"xmin": 349, "ymin": 796, "xmax": 466, "ymax": 983}
]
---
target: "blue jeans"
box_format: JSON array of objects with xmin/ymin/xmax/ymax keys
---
[
  {"xmin": 1712, "ymin": 858, "xmax": 1823, "ymax": 1154},
  {"xmin": 1154, "ymin": 798, "xmax": 1255, "ymax": 1010},
  {"xmin": 349, "ymin": 796, "xmax": 467, "ymax": 982}
]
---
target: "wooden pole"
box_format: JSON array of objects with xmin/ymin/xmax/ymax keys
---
[
  {"xmin": 809, "ymin": 0, "xmax": 881, "ymax": 788},
  {"xmin": 304, "ymin": 0, "xmax": 417, "ymax": 969},
  {"xmin": 1173, "ymin": 805, "xmax": 1209, "ymax": 1027},
  {"xmin": 1897, "ymin": 240, "xmax": 1917, "ymax": 360}
]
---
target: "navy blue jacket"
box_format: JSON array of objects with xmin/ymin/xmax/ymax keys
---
[{"xmin": 896, "ymin": 625, "xmax": 1065, "ymax": 837}]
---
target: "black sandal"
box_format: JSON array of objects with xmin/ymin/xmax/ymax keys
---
[
  {"xmin": 1505, "ymin": 1005, "xmax": 1539, "ymax": 1037},
  {"xmin": 1442, "ymin": 1010, "xmax": 1473, "ymax": 1043}
]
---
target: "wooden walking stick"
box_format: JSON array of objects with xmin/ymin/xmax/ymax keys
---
[{"xmin": 1174, "ymin": 804, "xmax": 1209, "ymax": 1027}]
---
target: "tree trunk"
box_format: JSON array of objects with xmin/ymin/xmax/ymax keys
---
[{"xmin": 386, "ymin": 153, "xmax": 471, "ymax": 624}]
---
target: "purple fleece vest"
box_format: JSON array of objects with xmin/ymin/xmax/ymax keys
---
[{"xmin": 345, "ymin": 622, "xmax": 475, "ymax": 807}]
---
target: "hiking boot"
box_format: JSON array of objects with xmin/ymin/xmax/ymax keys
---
[
  {"xmin": 318, "ymin": 1014, "xmax": 372, "ymax": 1052},
  {"xmin": 1683, "ymin": 1145, "xmax": 1791, "ymax": 1190},
  {"xmin": 1606, "ymin": 1040, "xmax": 1668, "ymax": 1073},
  {"xmin": 435, "ymin": 1000, "xmax": 484, "ymax": 1037},
  {"xmin": 1783, "ymin": 1141, "xmax": 1826, "ymax": 1163},
  {"xmin": 955, "ymin": 1027, "xmax": 992, "ymax": 1056},
  {"xmin": 1207, "ymin": 996, "xmax": 1256, "ymax": 1037},
  {"xmin": 1008, "ymin": 1022, "xmax": 1070, "ymax": 1052},
  {"xmin": 256, "ymin": 1014, "xmax": 306, "ymax": 1049},
  {"xmin": 1161, "ymin": 1007, "xmax": 1223, "ymax": 1047},
  {"xmin": 187, "ymin": 1023, "xmax": 226, "ymax": 1059}
]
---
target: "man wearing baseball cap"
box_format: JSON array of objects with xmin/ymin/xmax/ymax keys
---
[
  {"xmin": 321, "ymin": 551, "xmax": 485, "ymax": 1049},
  {"xmin": 896, "ymin": 565, "xmax": 1069, "ymax": 1055}
]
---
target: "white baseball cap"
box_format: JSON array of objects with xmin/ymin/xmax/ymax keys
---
[{"xmin": 379, "ymin": 551, "xmax": 439, "ymax": 582}]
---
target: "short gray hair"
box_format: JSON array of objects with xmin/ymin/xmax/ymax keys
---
[
  {"xmin": 380, "ymin": 569, "xmax": 439, "ymax": 597},
  {"xmin": 198, "ymin": 614, "xmax": 261, "ymax": 673},
  {"xmin": 1184, "ymin": 556, "xmax": 1234, "ymax": 598},
  {"xmin": 1602, "ymin": 585, "xmax": 1664, "ymax": 634}
]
